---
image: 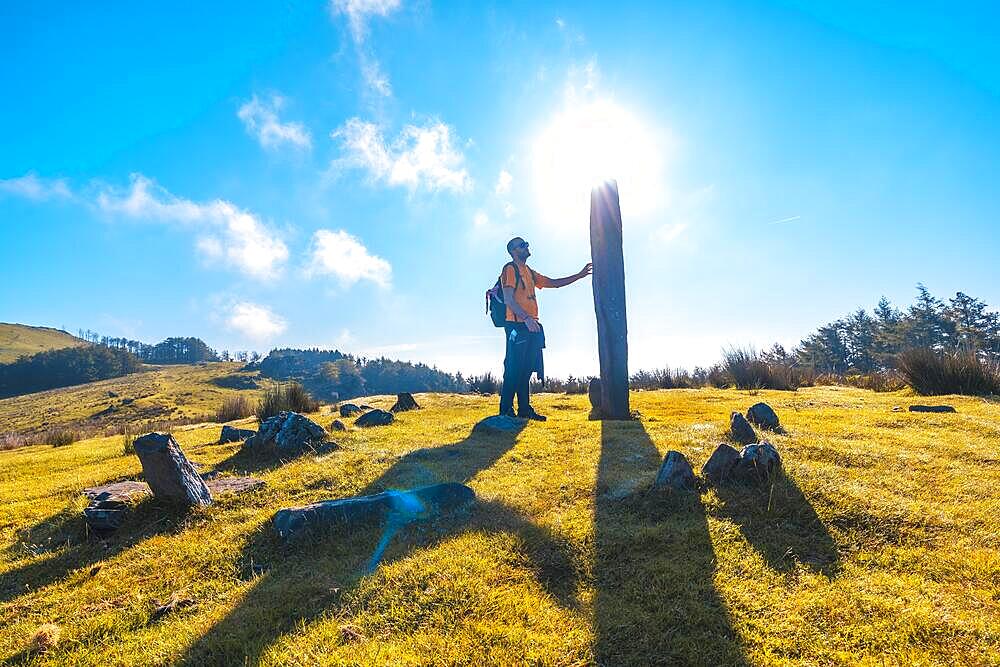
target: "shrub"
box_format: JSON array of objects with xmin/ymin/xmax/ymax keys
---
[
  {"xmin": 0, "ymin": 432, "xmax": 27, "ymax": 451},
  {"xmin": 722, "ymin": 346, "xmax": 803, "ymax": 391},
  {"xmin": 121, "ymin": 426, "xmax": 136, "ymax": 455},
  {"xmin": 46, "ymin": 428, "xmax": 80, "ymax": 447},
  {"xmin": 897, "ymin": 348, "xmax": 1000, "ymax": 396},
  {"xmin": 468, "ymin": 373, "xmax": 499, "ymax": 395},
  {"xmin": 215, "ymin": 394, "xmax": 258, "ymax": 423},
  {"xmin": 256, "ymin": 382, "xmax": 320, "ymax": 421}
]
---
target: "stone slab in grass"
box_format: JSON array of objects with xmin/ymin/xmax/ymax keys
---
[
  {"xmin": 273, "ymin": 482, "xmax": 476, "ymax": 540},
  {"xmin": 83, "ymin": 480, "xmax": 151, "ymax": 502},
  {"xmin": 472, "ymin": 414, "xmax": 526, "ymax": 434},
  {"xmin": 909, "ymin": 404, "xmax": 957, "ymax": 413},
  {"xmin": 355, "ymin": 409, "xmax": 395, "ymax": 427}
]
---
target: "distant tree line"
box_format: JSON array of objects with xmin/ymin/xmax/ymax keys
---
[
  {"xmin": 793, "ymin": 285, "xmax": 1000, "ymax": 374},
  {"xmin": 0, "ymin": 345, "xmax": 141, "ymax": 398},
  {"xmin": 258, "ymin": 348, "xmax": 467, "ymax": 400},
  {"xmin": 78, "ymin": 329, "xmax": 222, "ymax": 365}
]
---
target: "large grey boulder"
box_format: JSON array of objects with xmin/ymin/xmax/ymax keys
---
[
  {"xmin": 273, "ymin": 482, "xmax": 476, "ymax": 540},
  {"xmin": 243, "ymin": 411, "xmax": 327, "ymax": 453},
  {"xmin": 355, "ymin": 409, "xmax": 395, "ymax": 428},
  {"xmin": 729, "ymin": 412, "xmax": 758, "ymax": 445},
  {"xmin": 746, "ymin": 402, "xmax": 780, "ymax": 430},
  {"xmin": 339, "ymin": 403, "xmax": 363, "ymax": 417},
  {"xmin": 735, "ymin": 441, "xmax": 782, "ymax": 483},
  {"xmin": 701, "ymin": 443, "xmax": 742, "ymax": 485},
  {"xmin": 134, "ymin": 433, "xmax": 212, "ymax": 506},
  {"xmin": 654, "ymin": 451, "xmax": 696, "ymax": 491},
  {"xmin": 473, "ymin": 414, "xmax": 526, "ymax": 434},
  {"xmin": 390, "ymin": 392, "xmax": 420, "ymax": 413},
  {"xmin": 219, "ymin": 425, "xmax": 256, "ymax": 444}
]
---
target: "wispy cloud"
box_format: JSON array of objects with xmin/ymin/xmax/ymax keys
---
[
  {"xmin": 332, "ymin": 118, "xmax": 472, "ymax": 193},
  {"xmin": 330, "ymin": 0, "xmax": 401, "ymax": 98},
  {"xmin": 768, "ymin": 215, "xmax": 802, "ymax": 225},
  {"xmin": 652, "ymin": 222, "xmax": 689, "ymax": 244},
  {"xmin": 226, "ymin": 301, "xmax": 288, "ymax": 341},
  {"xmin": 237, "ymin": 95, "xmax": 311, "ymax": 150},
  {"xmin": 97, "ymin": 174, "xmax": 289, "ymax": 279},
  {"xmin": 0, "ymin": 172, "xmax": 72, "ymax": 200},
  {"xmin": 494, "ymin": 169, "xmax": 512, "ymax": 196},
  {"xmin": 306, "ymin": 228, "xmax": 392, "ymax": 288}
]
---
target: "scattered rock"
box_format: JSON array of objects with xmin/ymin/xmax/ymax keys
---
[
  {"xmin": 729, "ymin": 412, "xmax": 757, "ymax": 444},
  {"xmin": 355, "ymin": 409, "xmax": 395, "ymax": 428},
  {"xmin": 891, "ymin": 406, "xmax": 903, "ymax": 412},
  {"xmin": 273, "ymin": 482, "xmax": 476, "ymax": 540},
  {"xmin": 390, "ymin": 392, "xmax": 420, "ymax": 413},
  {"xmin": 329, "ymin": 419, "xmax": 347, "ymax": 432},
  {"xmin": 243, "ymin": 411, "xmax": 328, "ymax": 453},
  {"xmin": 219, "ymin": 425, "xmax": 256, "ymax": 444},
  {"xmin": 359, "ymin": 404, "xmax": 374, "ymax": 411},
  {"xmin": 339, "ymin": 403, "xmax": 363, "ymax": 417},
  {"xmin": 701, "ymin": 443, "xmax": 741, "ymax": 485},
  {"xmin": 908, "ymin": 404, "xmax": 956, "ymax": 413},
  {"xmin": 735, "ymin": 441, "xmax": 782, "ymax": 483},
  {"xmin": 472, "ymin": 414, "xmax": 526, "ymax": 434},
  {"xmin": 588, "ymin": 378, "xmax": 603, "ymax": 419},
  {"xmin": 134, "ymin": 433, "xmax": 212, "ymax": 506},
  {"xmin": 107, "ymin": 391, "xmax": 118, "ymax": 398},
  {"xmin": 746, "ymin": 402, "xmax": 780, "ymax": 430},
  {"xmin": 654, "ymin": 451, "xmax": 696, "ymax": 491}
]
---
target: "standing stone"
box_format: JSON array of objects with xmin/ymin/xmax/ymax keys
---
[
  {"xmin": 590, "ymin": 181, "xmax": 630, "ymax": 420},
  {"xmin": 654, "ymin": 451, "xmax": 696, "ymax": 491},
  {"xmin": 729, "ymin": 412, "xmax": 758, "ymax": 445},
  {"xmin": 746, "ymin": 402, "xmax": 780, "ymax": 430},
  {"xmin": 340, "ymin": 403, "xmax": 363, "ymax": 417},
  {"xmin": 244, "ymin": 412, "xmax": 327, "ymax": 453},
  {"xmin": 133, "ymin": 433, "xmax": 212, "ymax": 506},
  {"xmin": 735, "ymin": 442, "xmax": 782, "ymax": 483},
  {"xmin": 355, "ymin": 409, "xmax": 395, "ymax": 428},
  {"xmin": 701, "ymin": 443, "xmax": 742, "ymax": 485},
  {"xmin": 588, "ymin": 378, "xmax": 603, "ymax": 419},
  {"xmin": 329, "ymin": 419, "xmax": 347, "ymax": 432},
  {"xmin": 390, "ymin": 392, "xmax": 420, "ymax": 413}
]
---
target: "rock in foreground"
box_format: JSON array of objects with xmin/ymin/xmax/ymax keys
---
[
  {"xmin": 134, "ymin": 433, "xmax": 212, "ymax": 506},
  {"xmin": 729, "ymin": 412, "xmax": 758, "ymax": 445},
  {"xmin": 273, "ymin": 482, "xmax": 476, "ymax": 540},
  {"xmin": 472, "ymin": 414, "xmax": 526, "ymax": 434},
  {"xmin": 654, "ymin": 451, "xmax": 696, "ymax": 491},
  {"xmin": 701, "ymin": 443, "xmax": 742, "ymax": 485},
  {"xmin": 243, "ymin": 412, "xmax": 327, "ymax": 453},
  {"xmin": 219, "ymin": 425, "xmax": 256, "ymax": 444},
  {"xmin": 355, "ymin": 409, "xmax": 395, "ymax": 428},
  {"xmin": 746, "ymin": 402, "xmax": 780, "ymax": 430},
  {"xmin": 735, "ymin": 442, "xmax": 782, "ymax": 483}
]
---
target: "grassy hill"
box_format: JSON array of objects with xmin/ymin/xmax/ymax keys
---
[
  {"xmin": 0, "ymin": 324, "xmax": 84, "ymax": 364},
  {"xmin": 2, "ymin": 387, "xmax": 999, "ymax": 665},
  {"xmin": 0, "ymin": 362, "xmax": 261, "ymax": 439}
]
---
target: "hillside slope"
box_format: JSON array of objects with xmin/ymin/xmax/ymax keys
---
[
  {"xmin": 0, "ymin": 324, "xmax": 84, "ymax": 363},
  {"xmin": 1, "ymin": 388, "xmax": 998, "ymax": 665}
]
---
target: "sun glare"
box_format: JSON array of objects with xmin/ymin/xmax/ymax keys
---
[{"xmin": 531, "ymin": 98, "xmax": 664, "ymax": 231}]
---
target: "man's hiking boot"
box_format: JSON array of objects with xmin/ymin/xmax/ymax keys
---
[{"xmin": 518, "ymin": 409, "xmax": 547, "ymax": 422}]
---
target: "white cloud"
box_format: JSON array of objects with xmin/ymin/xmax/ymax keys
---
[
  {"xmin": 495, "ymin": 169, "xmax": 513, "ymax": 196},
  {"xmin": 307, "ymin": 228, "xmax": 392, "ymax": 288},
  {"xmin": 473, "ymin": 210, "xmax": 489, "ymax": 228},
  {"xmin": 227, "ymin": 301, "xmax": 288, "ymax": 341},
  {"xmin": 330, "ymin": 0, "xmax": 401, "ymax": 98},
  {"xmin": 97, "ymin": 174, "xmax": 289, "ymax": 279},
  {"xmin": 237, "ymin": 95, "xmax": 311, "ymax": 150},
  {"xmin": 502, "ymin": 201, "xmax": 516, "ymax": 218},
  {"xmin": 0, "ymin": 172, "xmax": 71, "ymax": 200},
  {"xmin": 360, "ymin": 59, "xmax": 393, "ymax": 97},
  {"xmin": 332, "ymin": 118, "xmax": 472, "ymax": 193},
  {"xmin": 652, "ymin": 222, "xmax": 688, "ymax": 244}
]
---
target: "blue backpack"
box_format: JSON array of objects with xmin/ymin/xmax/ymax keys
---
[{"xmin": 486, "ymin": 262, "xmax": 523, "ymax": 327}]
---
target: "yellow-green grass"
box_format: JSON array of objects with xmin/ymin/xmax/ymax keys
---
[
  {"xmin": 0, "ymin": 324, "xmax": 84, "ymax": 364},
  {"xmin": 2, "ymin": 387, "xmax": 999, "ymax": 665},
  {"xmin": 0, "ymin": 362, "xmax": 260, "ymax": 437}
]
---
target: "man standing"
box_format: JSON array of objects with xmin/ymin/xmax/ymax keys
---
[{"xmin": 499, "ymin": 237, "xmax": 592, "ymax": 420}]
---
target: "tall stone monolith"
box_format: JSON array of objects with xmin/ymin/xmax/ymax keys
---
[{"xmin": 590, "ymin": 180, "xmax": 630, "ymax": 420}]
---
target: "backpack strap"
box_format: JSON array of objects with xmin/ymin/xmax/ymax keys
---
[{"xmin": 500, "ymin": 261, "xmax": 524, "ymax": 289}]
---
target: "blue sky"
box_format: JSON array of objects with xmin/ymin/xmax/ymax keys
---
[{"xmin": 2, "ymin": 1, "xmax": 998, "ymax": 376}]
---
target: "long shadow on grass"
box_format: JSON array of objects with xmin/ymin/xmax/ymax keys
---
[
  {"xmin": 594, "ymin": 420, "xmax": 747, "ymax": 666},
  {"xmin": 0, "ymin": 500, "xmax": 193, "ymax": 606},
  {"xmin": 713, "ymin": 471, "xmax": 841, "ymax": 577},
  {"xmin": 179, "ymin": 422, "xmax": 582, "ymax": 665}
]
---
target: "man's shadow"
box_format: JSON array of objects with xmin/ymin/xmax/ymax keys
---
[
  {"xmin": 179, "ymin": 420, "xmax": 582, "ymax": 665},
  {"xmin": 594, "ymin": 419, "xmax": 747, "ymax": 666}
]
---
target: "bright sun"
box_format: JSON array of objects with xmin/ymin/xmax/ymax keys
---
[{"xmin": 531, "ymin": 98, "xmax": 665, "ymax": 231}]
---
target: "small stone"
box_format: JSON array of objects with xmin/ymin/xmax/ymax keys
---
[
  {"xmin": 588, "ymin": 378, "xmax": 603, "ymax": 419},
  {"xmin": 359, "ymin": 404, "xmax": 374, "ymax": 411},
  {"xmin": 701, "ymin": 443, "xmax": 741, "ymax": 485},
  {"xmin": 746, "ymin": 402, "xmax": 780, "ymax": 430},
  {"xmin": 329, "ymin": 419, "xmax": 347, "ymax": 432},
  {"xmin": 355, "ymin": 409, "xmax": 395, "ymax": 428},
  {"xmin": 908, "ymin": 404, "xmax": 956, "ymax": 413},
  {"xmin": 134, "ymin": 433, "xmax": 212, "ymax": 506},
  {"xmin": 472, "ymin": 414, "xmax": 526, "ymax": 434},
  {"xmin": 390, "ymin": 392, "xmax": 420, "ymax": 413},
  {"xmin": 219, "ymin": 425, "xmax": 256, "ymax": 444},
  {"xmin": 735, "ymin": 441, "xmax": 781, "ymax": 483},
  {"xmin": 729, "ymin": 412, "xmax": 757, "ymax": 445},
  {"xmin": 339, "ymin": 403, "xmax": 363, "ymax": 417},
  {"xmin": 243, "ymin": 412, "xmax": 328, "ymax": 453},
  {"xmin": 654, "ymin": 451, "xmax": 696, "ymax": 491}
]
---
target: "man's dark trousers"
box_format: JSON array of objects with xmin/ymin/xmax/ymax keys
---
[{"xmin": 499, "ymin": 322, "xmax": 544, "ymax": 415}]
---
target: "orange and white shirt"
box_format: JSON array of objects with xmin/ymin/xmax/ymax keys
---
[{"xmin": 502, "ymin": 262, "xmax": 553, "ymax": 322}]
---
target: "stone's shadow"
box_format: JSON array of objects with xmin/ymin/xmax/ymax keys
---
[
  {"xmin": 210, "ymin": 440, "xmax": 341, "ymax": 476},
  {"xmin": 713, "ymin": 471, "xmax": 841, "ymax": 577},
  {"xmin": 179, "ymin": 420, "xmax": 583, "ymax": 665},
  {"xmin": 594, "ymin": 420, "xmax": 747, "ymax": 666},
  {"xmin": 1, "ymin": 499, "xmax": 194, "ymax": 605}
]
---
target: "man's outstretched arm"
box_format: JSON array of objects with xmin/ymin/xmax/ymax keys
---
[{"xmin": 542, "ymin": 263, "xmax": 592, "ymax": 288}]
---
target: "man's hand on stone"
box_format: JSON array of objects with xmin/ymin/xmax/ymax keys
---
[{"xmin": 524, "ymin": 316, "xmax": 541, "ymax": 333}]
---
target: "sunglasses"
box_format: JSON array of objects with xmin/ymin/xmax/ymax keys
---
[{"xmin": 515, "ymin": 241, "xmax": 529, "ymax": 249}]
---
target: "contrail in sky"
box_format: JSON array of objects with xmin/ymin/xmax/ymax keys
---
[{"xmin": 768, "ymin": 215, "xmax": 802, "ymax": 225}]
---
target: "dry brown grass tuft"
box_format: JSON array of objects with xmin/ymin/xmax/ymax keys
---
[{"xmin": 29, "ymin": 623, "xmax": 61, "ymax": 654}]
